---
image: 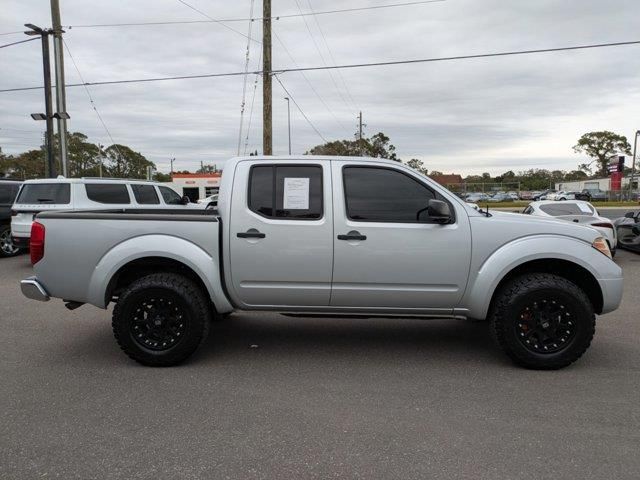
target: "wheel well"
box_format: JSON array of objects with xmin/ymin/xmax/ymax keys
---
[
  {"xmin": 106, "ymin": 257, "xmax": 211, "ymax": 308},
  {"xmin": 490, "ymin": 259, "xmax": 603, "ymax": 314}
]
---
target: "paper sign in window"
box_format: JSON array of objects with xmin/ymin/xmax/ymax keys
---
[{"xmin": 283, "ymin": 177, "xmax": 310, "ymax": 210}]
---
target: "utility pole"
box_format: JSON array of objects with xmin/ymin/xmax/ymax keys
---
[
  {"xmin": 284, "ymin": 97, "xmax": 291, "ymax": 154},
  {"xmin": 25, "ymin": 24, "xmax": 56, "ymax": 178},
  {"xmin": 358, "ymin": 111, "xmax": 363, "ymax": 142},
  {"xmin": 262, "ymin": 0, "xmax": 272, "ymax": 155},
  {"xmin": 50, "ymin": 0, "xmax": 68, "ymax": 177},
  {"xmin": 170, "ymin": 158, "xmax": 175, "ymax": 175},
  {"xmin": 631, "ymin": 130, "xmax": 639, "ymax": 194}
]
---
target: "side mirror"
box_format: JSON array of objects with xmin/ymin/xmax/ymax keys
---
[
  {"xmin": 625, "ymin": 211, "xmax": 635, "ymax": 218},
  {"xmin": 181, "ymin": 195, "xmax": 190, "ymax": 205},
  {"xmin": 427, "ymin": 199, "xmax": 451, "ymax": 224}
]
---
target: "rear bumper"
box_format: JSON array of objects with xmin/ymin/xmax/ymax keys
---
[
  {"xmin": 11, "ymin": 235, "xmax": 29, "ymax": 248},
  {"xmin": 21, "ymin": 277, "xmax": 50, "ymax": 302}
]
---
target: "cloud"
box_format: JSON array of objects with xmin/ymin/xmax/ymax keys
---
[{"xmin": 1, "ymin": 0, "xmax": 639, "ymax": 175}]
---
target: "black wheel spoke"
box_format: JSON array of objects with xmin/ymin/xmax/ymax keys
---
[
  {"xmin": 129, "ymin": 296, "xmax": 189, "ymax": 351},
  {"xmin": 515, "ymin": 296, "xmax": 577, "ymax": 354}
]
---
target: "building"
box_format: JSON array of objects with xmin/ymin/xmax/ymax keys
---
[
  {"xmin": 555, "ymin": 175, "xmax": 638, "ymax": 192},
  {"xmin": 166, "ymin": 173, "xmax": 222, "ymax": 202},
  {"xmin": 429, "ymin": 174, "xmax": 463, "ymax": 187}
]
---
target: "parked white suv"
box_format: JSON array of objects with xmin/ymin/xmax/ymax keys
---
[{"xmin": 11, "ymin": 178, "xmax": 201, "ymax": 249}]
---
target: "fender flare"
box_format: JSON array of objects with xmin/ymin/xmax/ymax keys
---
[
  {"xmin": 461, "ymin": 235, "xmax": 617, "ymax": 319},
  {"xmin": 86, "ymin": 234, "xmax": 232, "ymax": 312}
]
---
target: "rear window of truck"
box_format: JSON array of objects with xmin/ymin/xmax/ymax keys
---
[
  {"xmin": 85, "ymin": 184, "xmax": 131, "ymax": 204},
  {"xmin": 248, "ymin": 165, "xmax": 323, "ymax": 220},
  {"xmin": 16, "ymin": 183, "xmax": 70, "ymax": 204}
]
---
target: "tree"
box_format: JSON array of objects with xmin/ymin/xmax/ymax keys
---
[
  {"xmin": 64, "ymin": 132, "xmax": 101, "ymax": 177},
  {"xmin": 405, "ymin": 158, "xmax": 427, "ymax": 175},
  {"xmin": 153, "ymin": 172, "xmax": 172, "ymax": 182},
  {"xmin": 573, "ymin": 131, "xmax": 631, "ymax": 176},
  {"xmin": 306, "ymin": 132, "xmax": 399, "ymax": 161},
  {"xmin": 0, "ymin": 149, "xmax": 46, "ymax": 179},
  {"xmin": 197, "ymin": 164, "xmax": 218, "ymax": 174},
  {"xmin": 104, "ymin": 144, "xmax": 155, "ymax": 179}
]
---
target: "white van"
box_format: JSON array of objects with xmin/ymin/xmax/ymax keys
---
[{"xmin": 11, "ymin": 178, "xmax": 203, "ymax": 249}]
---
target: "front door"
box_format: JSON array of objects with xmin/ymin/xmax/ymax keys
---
[
  {"xmin": 330, "ymin": 162, "xmax": 472, "ymax": 313},
  {"xmin": 229, "ymin": 160, "xmax": 333, "ymax": 308}
]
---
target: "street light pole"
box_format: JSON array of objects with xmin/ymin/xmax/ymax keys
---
[
  {"xmin": 25, "ymin": 24, "xmax": 56, "ymax": 178},
  {"xmin": 284, "ymin": 97, "xmax": 291, "ymax": 155},
  {"xmin": 631, "ymin": 130, "xmax": 639, "ymax": 195}
]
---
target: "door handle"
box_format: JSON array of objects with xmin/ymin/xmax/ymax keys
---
[
  {"xmin": 237, "ymin": 230, "xmax": 266, "ymax": 239},
  {"xmin": 337, "ymin": 232, "xmax": 367, "ymax": 241}
]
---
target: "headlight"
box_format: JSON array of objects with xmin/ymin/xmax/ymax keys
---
[{"xmin": 592, "ymin": 237, "xmax": 612, "ymax": 259}]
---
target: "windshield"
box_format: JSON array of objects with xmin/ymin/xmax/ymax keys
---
[
  {"xmin": 539, "ymin": 203, "xmax": 594, "ymax": 216},
  {"xmin": 16, "ymin": 183, "xmax": 70, "ymax": 204}
]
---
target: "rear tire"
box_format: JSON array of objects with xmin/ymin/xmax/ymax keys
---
[
  {"xmin": 112, "ymin": 273, "xmax": 211, "ymax": 366},
  {"xmin": 0, "ymin": 224, "xmax": 21, "ymax": 258},
  {"xmin": 490, "ymin": 273, "xmax": 595, "ymax": 370}
]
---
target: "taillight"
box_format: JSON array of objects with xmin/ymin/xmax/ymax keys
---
[
  {"xmin": 591, "ymin": 222, "xmax": 613, "ymax": 229},
  {"xmin": 30, "ymin": 222, "xmax": 45, "ymax": 265}
]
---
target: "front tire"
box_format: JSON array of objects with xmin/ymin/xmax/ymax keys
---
[
  {"xmin": 0, "ymin": 225, "xmax": 21, "ymax": 258},
  {"xmin": 112, "ymin": 273, "xmax": 211, "ymax": 366},
  {"xmin": 490, "ymin": 273, "xmax": 595, "ymax": 369}
]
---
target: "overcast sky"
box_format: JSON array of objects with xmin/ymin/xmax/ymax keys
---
[{"xmin": 1, "ymin": 0, "xmax": 638, "ymax": 175}]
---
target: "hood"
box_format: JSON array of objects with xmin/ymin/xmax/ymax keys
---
[{"xmin": 479, "ymin": 210, "xmax": 600, "ymax": 244}]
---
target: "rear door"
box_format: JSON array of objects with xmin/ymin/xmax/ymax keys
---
[
  {"xmin": 330, "ymin": 161, "xmax": 472, "ymax": 313},
  {"xmin": 228, "ymin": 159, "xmax": 333, "ymax": 308}
]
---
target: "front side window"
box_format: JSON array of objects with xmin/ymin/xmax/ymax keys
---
[
  {"xmin": 159, "ymin": 186, "xmax": 182, "ymax": 205},
  {"xmin": 132, "ymin": 184, "xmax": 160, "ymax": 205},
  {"xmin": 16, "ymin": 183, "xmax": 70, "ymax": 204},
  {"xmin": 85, "ymin": 184, "xmax": 130, "ymax": 204},
  {"xmin": 343, "ymin": 167, "xmax": 441, "ymax": 223},
  {"xmin": 248, "ymin": 164, "xmax": 323, "ymax": 220}
]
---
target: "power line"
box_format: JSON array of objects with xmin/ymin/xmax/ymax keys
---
[
  {"xmin": 0, "ymin": 37, "xmax": 38, "ymax": 49},
  {"xmin": 62, "ymin": 38, "xmax": 124, "ymax": 159},
  {"xmin": 0, "ymin": 31, "xmax": 27, "ymax": 37},
  {"xmin": 60, "ymin": 0, "xmax": 447, "ymax": 29},
  {"xmin": 274, "ymin": 75, "xmax": 326, "ymax": 143},
  {"xmin": 2, "ymin": 39, "xmax": 640, "ymax": 93},
  {"xmin": 175, "ymin": 0, "xmax": 260, "ymax": 43},
  {"xmin": 292, "ymin": 0, "xmax": 352, "ymax": 112},
  {"xmin": 304, "ymin": 0, "xmax": 358, "ymax": 112},
  {"xmin": 237, "ymin": 0, "xmax": 256, "ymax": 155},
  {"xmin": 273, "ymin": 30, "xmax": 349, "ymax": 132}
]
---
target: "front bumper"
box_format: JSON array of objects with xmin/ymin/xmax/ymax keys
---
[
  {"xmin": 599, "ymin": 277, "xmax": 624, "ymax": 314},
  {"xmin": 21, "ymin": 277, "xmax": 50, "ymax": 302},
  {"xmin": 11, "ymin": 236, "xmax": 29, "ymax": 249}
]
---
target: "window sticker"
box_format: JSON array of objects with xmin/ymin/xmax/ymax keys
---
[{"xmin": 283, "ymin": 177, "xmax": 310, "ymax": 210}]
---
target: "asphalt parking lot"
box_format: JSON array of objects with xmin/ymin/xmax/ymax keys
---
[{"xmin": 1, "ymin": 250, "xmax": 639, "ymax": 480}]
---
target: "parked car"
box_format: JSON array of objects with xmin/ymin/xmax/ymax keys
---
[
  {"xmin": 487, "ymin": 193, "xmax": 511, "ymax": 202},
  {"xmin": 613, "ymin": 211, "xmax": 640, "ymax": 253},
  {"xmin": 0, "ymin": 179, "xmax": 22, "ymax": 258},
  {"xmin": 197, "ymin": 194, "xmax": 218, "ymax": 209},
  {"xmin": 465, "ymin": 193, "xmax": 489, "ymax": 203},
  {"xmin": 582, "ymin": 189, "xmax": 607, "ymax": 202},
  {"xmin": 21, "ymin": 156, "xmax": 622, "ymax": 370},
  {"xmin": 519, "ymin": 191, "xmax": 534, "ymax": 200},
  {"xmin": 523, "ymin": 200, "xmax": 617, "ymax": 254},
  {"xmin": 533, "ymin": 189, "xmax": 556, "ymax": 201},
  {"xmin": 11, "ymin": 178, "xmax": 202, "ymax": 249},
  {"xmin": 506, "ymin": 192, "xmax": 519, "ymax": 201},
  {"xmin": 555, "ymin": 191, "xmax": 582, "ymax": 201}
]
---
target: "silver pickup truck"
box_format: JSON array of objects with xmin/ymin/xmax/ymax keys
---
[{"xmin": 21, "ymin": 156, "xmax": 623, "ymax": 369}]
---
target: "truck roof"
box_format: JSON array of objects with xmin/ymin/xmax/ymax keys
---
[
  {"xmin": 21, "ymin": 177, "xmax": 159, "ymax": 185},
  {"xmin": 225, "ymin": 155, "xmax": 401, "ymax": 168}
]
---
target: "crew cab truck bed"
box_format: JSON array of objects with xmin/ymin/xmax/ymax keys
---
[{"xmin": 22, "ymin": 156, "xmax": 623, "ymax": 369}]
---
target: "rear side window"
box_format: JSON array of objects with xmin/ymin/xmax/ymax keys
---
[
  {"xmin": 159, "ymin": 186, "xmax": 182, "ymax": 205},
  {"xmin": 0, "ymin": 184, "xmax": 19, "ymax": 204},
  {"xmin": 85, "ymin": 184, "xmax": 130, "ymax": 204},
  {"xmin": 16, "ymin": 183, "xmax": 70, "ymax": 204},
  {"xmin": 248, "ymin": 164, "xmax": 323, "ymax": 220},
  {"xmin": 539, "ymin": 203, "xmax": 594, "ymax": 216},
  {"xmin": 343, "ymin": 167, "xmax": 438, "ymax": 223},
  {"xmin": 131, "ymin": 184, "xmax": 160, "ymax": 205}
]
